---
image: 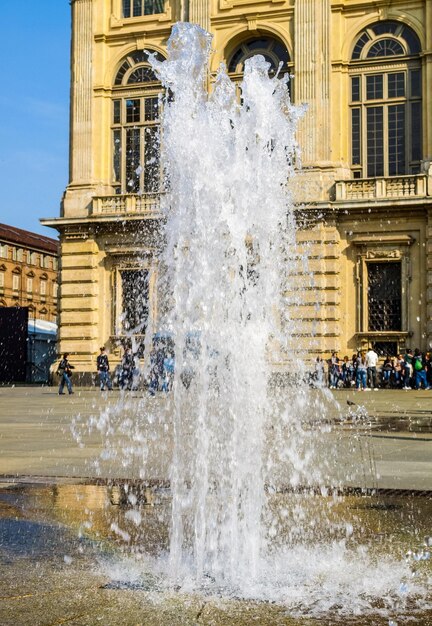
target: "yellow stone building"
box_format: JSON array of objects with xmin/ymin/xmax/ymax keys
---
[{"xmin": 42, "ymin": 0, "xmax": 432, "ymax": 379}]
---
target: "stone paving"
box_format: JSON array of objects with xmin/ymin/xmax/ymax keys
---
[
  {"xmin": 0, "ymin": 385, "xmax": 431, "ymax": 626},
  {"xmin": 0, "ymin": 385, "xmax": 431, "ymax": 490}
]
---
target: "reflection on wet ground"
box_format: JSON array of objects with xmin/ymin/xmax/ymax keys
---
[
  {"xmin": 0, "ymin": 481, "xmax": 431, "ymax": 625},
  {"xmin": 335, "ymin": 407, "xmax": 432, "ymax": 435}
]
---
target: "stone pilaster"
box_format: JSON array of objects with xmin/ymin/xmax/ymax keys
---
[
  {"xmin": 59, "ymin": 229, "xmax": 100, "ymax": 376},
  {"xmin": 188, "ymin": 0, "xmax": 210, "ymax": 32},
  {"xmin": 424, "ymin": 0, "xmax": 432, "ymax": 163},
  {"xmin": 426, "ymin": 208, "xmax": 432, "ymax": 349},
  {"xmin": 294, "ymin": 0, "xmax": 331, "ymax": 167},
  {"xmin": 69, "ymin": 0, "xmax": 93, "ymax": 187},
  {"xmin": 282, "ymin": 216, "xmax": 341, "ymax": 361}
]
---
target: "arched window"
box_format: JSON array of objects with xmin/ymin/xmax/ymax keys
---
[
  {"xmin": 227, "ymin": 38, "xmax": 290, "ymax": 78},
  {"xmin": 112, "ymin": 50, "xmax": 165, "ymax": 194},
  {"xmin": 349, "ymin": 21, "xmax": 422, "ymax": 178}
]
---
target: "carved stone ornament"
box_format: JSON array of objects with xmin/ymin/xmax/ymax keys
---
[
  {"xmin": 366, "ymin": 249, "xmax": 401, "ymax": 259},
  {"xmin": 64, "ymin": 230, "xmax": 89, "ymax": 241}
]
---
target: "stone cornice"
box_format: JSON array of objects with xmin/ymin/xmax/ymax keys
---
[{"xmin": 40, "ymin": 214, "xmax": 164, "ymax": 232}]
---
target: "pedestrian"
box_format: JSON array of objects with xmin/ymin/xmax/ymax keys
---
[
  {"xmin": 355, "ymin": 351, "xmax": 368, "ymax": 391},
  {"xmin": 394, "ymin": 354, "xmax": 404, "ymax": 388},
  {"xmin": 413, "ymin": 348, "xmax": 428, "ymax": 390},
  {"xmin": 426, "ymin": 352, "xmax": 432, "ymax": 389},
  {"xmin": 314, "ymin": 356, "xmax": 325, "ymax": 387},
  {"xmin": 328, "ymin": 351, "xmax": 340, "ymax": 389},
  {"xmin": 57, "ymin": 353, "xmax": 75, "ymax": 395},
  {"xmin": 162, "ymin": 352, "xmax": 175, "ymax": 392},
  {"xmin": 341, "ymin": 355, "xmax": 354, "ymax": 387},
  {"xmin": 381, "ymin": 356, "xmax": 393, "ymax": 388},
  {"xmin": 120, "ymin": 347, "xmax": 135, "ymax": 390},
  {"xmin": 402, "ymin": 349, "xmax": 414, "ymax": 389},
  {"xmin": 96, "ymin": 347, "xmax": 112, "ymax": 391},
  {"xmin": 365, "ymin": 345, "xmax": 379, "ymax": 390}
]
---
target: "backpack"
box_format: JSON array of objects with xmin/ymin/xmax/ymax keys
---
[{"xmin": 414, "ymin": 357, "xmax": 423, "ymax": 371}]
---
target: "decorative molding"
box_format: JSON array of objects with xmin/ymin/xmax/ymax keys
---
[
  {"xmin": 366, "ymin": 249, "xmax": 402, "ymax": 259},
  {"xmin": 64, "ymin": 230, "xmax": 90, "ymax": 241},
  {"xmin": 135, "ymin": 36, "xmax": 146, "ymax": 49},
  {"xmin": 247, "ymin": 17, "xmax": 258, "ymax": 30},
  {"xmin": 350, "ymin": 234, "xmax": 415, "ymax": 246}
]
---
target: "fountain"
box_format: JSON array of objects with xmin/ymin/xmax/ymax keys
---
[
  {"xmin": 133, "ymin": 22, "xmax": 430, "ymax": 616},
  {"xmin": 149, "ymin": 22, "xmax": 309, "ymax": 591},
  {"xmin": 63, "ymin": 22, "xmax": 432, "ymax": 624}
]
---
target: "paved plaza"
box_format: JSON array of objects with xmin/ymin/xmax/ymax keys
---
[
  {"xmin": 0, "ymin": 385, "xmax": 431, "ymax": 626},
  {"xmin": 0, "ymin": 385, "xmax": 431, "ymax": 490}
]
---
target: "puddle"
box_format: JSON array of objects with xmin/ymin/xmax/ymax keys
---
[{"xmin": 0, "ymin": 481, "xmax": 431, "ymax": 625}]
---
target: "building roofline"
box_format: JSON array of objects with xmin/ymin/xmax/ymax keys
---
[{"xmin": 0, "ymin": 223, "xmax": 59, "ymax": 254}]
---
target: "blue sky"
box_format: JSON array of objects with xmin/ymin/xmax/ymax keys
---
[{"xmin": 0, "ymin": 2, "xmax": 70, "ymax": 237}]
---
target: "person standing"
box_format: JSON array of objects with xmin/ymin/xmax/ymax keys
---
[
  {"xmin": 365, "ymin": 346, "xmax": 379, "ymax": 390},
  {"xmin": 120, "ymin": 347, "xmax": 135, "ymax": 390},
  {"xmin": 413, "ymin": 348, "xmax": 428, "ymax": 390},
  {"xmin": 57, "ymin": 353, "xmax": 75, "ymax": 395},
  {"xmin": 314, "ymin": 356, "xmax": 325, "ymax": 387},
  {"xmin": 355, "ymin": 351, "xmax": 368, "ymax": 391},
  {"xmin": 97, "ymin": 347, "xmax": 112, "ymax": 391},
  {"xmin": 403, "ymin": 349, "xmax": 414, "ymax": 389},
  {"xmin": 162, "ymin": 352, "xmax": 175, "ymax": 392},
  {"xmin": 328, "ymin": 351, "xmax": 340, "ymax": 389}
]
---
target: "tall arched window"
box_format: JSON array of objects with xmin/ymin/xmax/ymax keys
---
[
  {"xmin": 227, "ymin": 38, "xmax": 291, "ymax": 81},
  {"xmin": 349, "ymin": 21, "xmax": 422, "ymax": 178},
  {"xmin": 112, "ymin": 50, "xmax": 165, "ymax": 194}
]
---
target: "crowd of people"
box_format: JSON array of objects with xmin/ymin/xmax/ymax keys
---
[
  {"xmin": 313, "ymin": 347, "xmax": 432, "ymax": 391},
  {"xmin": 56, "ymin": 343, "xmax": 175, "ymax": 395},
  {"xmin": 57, "ymin": 344, "xmax": 432, "ymax": 395}
]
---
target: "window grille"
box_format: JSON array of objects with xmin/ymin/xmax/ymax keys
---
[
  {"xmin": 120, "ymin": 269, "xmax": 149, "ymax": 335},
  {"xmin": 228, "ymin": 38, "xmax": 290, "ymax": 77},
  {"xmin": 367, "ymin": 262, "xmax": 402, "ymax": 331}
]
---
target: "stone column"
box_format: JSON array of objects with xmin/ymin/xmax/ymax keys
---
[
  {"xmin": 188, "ymin": 0, "xmax": 210, "ymax": 32},
  {"xmin": 69, "ymin": 0, "xmax": 93, "ymax": 186},
  {"xmin": 294, "ymin": 0, "xmax": 331, "ymax": 167}
]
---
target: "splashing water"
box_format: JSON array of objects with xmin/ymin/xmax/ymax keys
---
[
  {"xmin": 71, "ymin": 23, "xmax": 431, "ymax": 619},
  {"xmin": 149, "ymin": 23, "xmax": 336, "ymax": 590}
]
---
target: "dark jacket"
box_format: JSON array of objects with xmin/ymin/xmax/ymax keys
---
[{"xmin": 97, "ymin": 353, "xmax": 110, "ymax": 372}]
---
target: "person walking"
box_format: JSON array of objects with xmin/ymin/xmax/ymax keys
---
[
  {"xmin": 96, "ymin": 347, "xmax": 112, "ymax": 391},
  {"xmin": 57, "ymin": 353, "xmax": 75, "ymax": 395},
  {"xmin": 365, "ymin": 346, "xmax": 379, "ymax": 390}
]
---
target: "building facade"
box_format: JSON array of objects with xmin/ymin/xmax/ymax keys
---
[
  {"xmin": 0, "ymin": 223, "xmax": 59, "ymax": 323},
  {"xmin": 42, "ymin": 0, "xmax": 432, "ymax": 377}
]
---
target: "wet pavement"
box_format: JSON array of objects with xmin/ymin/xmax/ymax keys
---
[
  {"xmin": 0, "ymin": 387, "xmax": 432, "ymax": 624},
  {"xmin": 0, "ymin": 480, "xmax": 431, "ymax": 625}
]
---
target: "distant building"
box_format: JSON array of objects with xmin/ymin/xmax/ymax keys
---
[
  {"xmin": 42, "ymin": 0, "xmax": 432, "ymax": 379},
  {"xmin": 0, "ymin": 223, "xmax": 59, "ymax": 323}
]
